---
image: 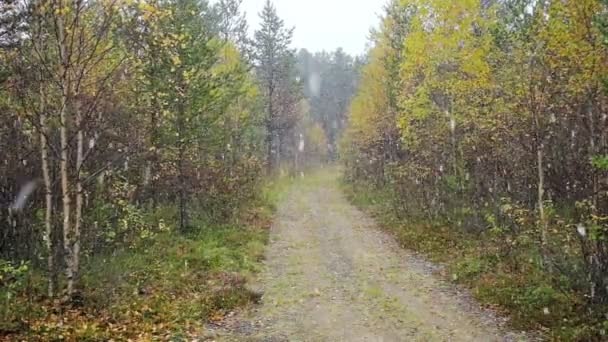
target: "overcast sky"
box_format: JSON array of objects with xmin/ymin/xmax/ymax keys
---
[{"xmin": 242, "ymin": 0, "xmax": 386, "ymax": 56}]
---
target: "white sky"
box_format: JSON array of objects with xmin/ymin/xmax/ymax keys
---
[{"xmin": 242, "ymin": 0, "xmax": 386, "ymax": 56}]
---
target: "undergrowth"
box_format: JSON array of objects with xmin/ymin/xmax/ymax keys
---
[
  {"xmin": 343, "ymin": 181, "xmax": 608, "ymax": 341},
  {"xmin": 0, "ymin": 180, "xmax": 289, "ymax": 341}
]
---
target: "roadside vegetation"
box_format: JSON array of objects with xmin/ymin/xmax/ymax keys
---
[
  {"xmin": 341, "ymin": 0, "xmax": 608, "ymax": 340},
  {"xmin": 1, "ymin": 151, "xmax": 294, "ymax": 340},
  {"xmin": 1, "ymin": 198, "xmax": 274, "ymax": 340},
  {"xmin": 344, "ymin": 185, "xmax": 601, "ymax": 340}
]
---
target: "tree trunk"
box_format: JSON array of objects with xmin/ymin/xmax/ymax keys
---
[
  {"xmin": 266, "ymin": 124, "xmax": 273, "ymax": 175},
  {"xmin": 60, "ymin": 95, "xmax": 74, "ymax": 297},
  {"xmin": 537, "ymin": 141, "xmax": 549, "ymax": 267},
  {"xmin": 266, "ymin": 83, "xmax": 275, "ymax": 175},
  {"xmin": 447, "ymin": 108, "xmax": 458, "ymax": 180},
  {"xmin": 56, "ymin": 7, "xmax": 75, "ymax": 298},
  {"xmin": 74, "ymin": 105, "xmax": 84, "ymax": 288},
  {"xmin": 277, "ymin": 131, "xmax": 283, "ymax": 170},
  {"xmin": 148, "ymin": 59, "xmax": 160, "ymax": 208},
  {"xmin": 39, "ymin": 93, "xmax": 55, "ymax": 298},
  {"xmin": 177, "ymin": 96, "xmax": 188, "ymax": 232},
  {"xmin": 294, "ymin": 133, "xmax": 300, "ymax": 176},
  {"xmin": 178, "ymin": 142, "xmax": 188, "ymax": 232},
  {"xmin": 587, "ymin": 99, "xmax": 598, "ymax": 209},
  {"xmin": 600, "ymin": 98, "xmax": 607, "ymax": 213},
  {"xmin": 531, "ymin": 73, "xmax": 549, "ymax": 268}
]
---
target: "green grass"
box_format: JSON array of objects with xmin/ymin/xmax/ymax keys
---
[
  {"xmin": 342, "ymin": 181, "xmax": 608, "ymax": 341},
  {"xmin": 2, "ymin": 224, "xmax": 268, "ymax": 340},
  {"xmin": 261, "ymin": 173, "xmax": 295, "ymax": 210}
]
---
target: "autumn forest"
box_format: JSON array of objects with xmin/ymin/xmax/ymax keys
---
[{"xmin": 1, "ymin": 0, "xmax": 608, "ymax": 340}]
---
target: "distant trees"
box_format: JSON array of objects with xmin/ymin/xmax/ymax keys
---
[
  {"xmin": 252, "ymin": 0, "xmax": 301, "ymax": 174},
  {"xmin": 342, "ymin": 0, "xmax": 608, "ymax": 304},
  {"xmin": 215, "ymin": 0, "xmax": 251, "ymax": 57},
  {"xmin": 297, "ymin": 48, "xmax": 359, "ymax": 159},
  {"xmin": 246, "ymin": 0, "xmax": 362, "ymax": 173}
]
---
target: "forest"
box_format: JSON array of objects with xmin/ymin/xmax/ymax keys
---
[
  {"xmin": 341, "ymin": 0, "xmax": 608, "ymax": 339},
  {"xmin": 2, "ymin": 0, "xmax": 608, "ymax": 340}
]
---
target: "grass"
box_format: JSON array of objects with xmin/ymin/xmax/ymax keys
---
[
  {"xmin": 24, "ymin": 228, "xmax": 266, "ymax": 340},
  {"xmin": 342, "ymin": 181, "xmax": 608, "ymax": 341},
  {"xmin": 0, "ymin": 179, "xmax": 290, "ymax": 341},
  {"xmin": 2, "ymin": 227, "xmax": 268, "ymax": 340}
]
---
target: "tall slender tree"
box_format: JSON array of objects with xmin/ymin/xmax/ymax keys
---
[{"xmin": 252, "ymin": 0, "xmax": 297, "ymax": 173}]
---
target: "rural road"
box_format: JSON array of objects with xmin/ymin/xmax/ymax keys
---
[{"xmin": 210, "ymin": 170, "xmax": 527, "ymax": 341}]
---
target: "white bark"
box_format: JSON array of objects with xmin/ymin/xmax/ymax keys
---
[
  {"xmin": 39, "ymin": 91, "xmax": 55, "ymax": 298},
  {"xmin": 56, "ymin": 5, "xmax": 75, "ymax": 297},
  {"xmin": 74, "ymin": 106, "xmax": 83, "ymax": 284},
  {"xmin": 537, "ymin": 142, "xmax": 547, "ymax": 254}
]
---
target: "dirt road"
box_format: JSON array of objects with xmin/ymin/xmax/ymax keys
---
[{"xmin": 210, "ymin": 170, "xmax": 527, "ymax": 341}]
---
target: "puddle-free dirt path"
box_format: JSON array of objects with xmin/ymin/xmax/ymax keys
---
[{"xmin": 210, "ymin": 170, "xmax": 527, "ymax": 341}]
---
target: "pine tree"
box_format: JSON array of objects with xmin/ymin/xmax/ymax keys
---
[{"xmin": 252, "ymin": 0, "xmax": 297, "ymax": 173}]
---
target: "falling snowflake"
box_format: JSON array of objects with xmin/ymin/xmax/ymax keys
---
[{"xmin": 576, "ymin": 224, "xmax": 586, "ymax": 237}]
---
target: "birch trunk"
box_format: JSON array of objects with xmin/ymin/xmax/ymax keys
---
[
  {"xmin": 39, "ymin": 93, "xmax": 55, "ymax": 298},
  {"xmin": 587, "ymin": 100, "xmax": 598, "ymax": 210},
  {"xmin": 56, "ymin": 4, "xmax": 75, "ymax": 297},
  {"xmin": 60, "ymin": 92, "xmax": 73, "ymax": 297},
  {"xmin": 537, "ymin": 142, "xmax": 548, "ymax": 258},
  {"xmin": 74, "ymin": 105, "xmax": 84, "ymax": 286}
]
